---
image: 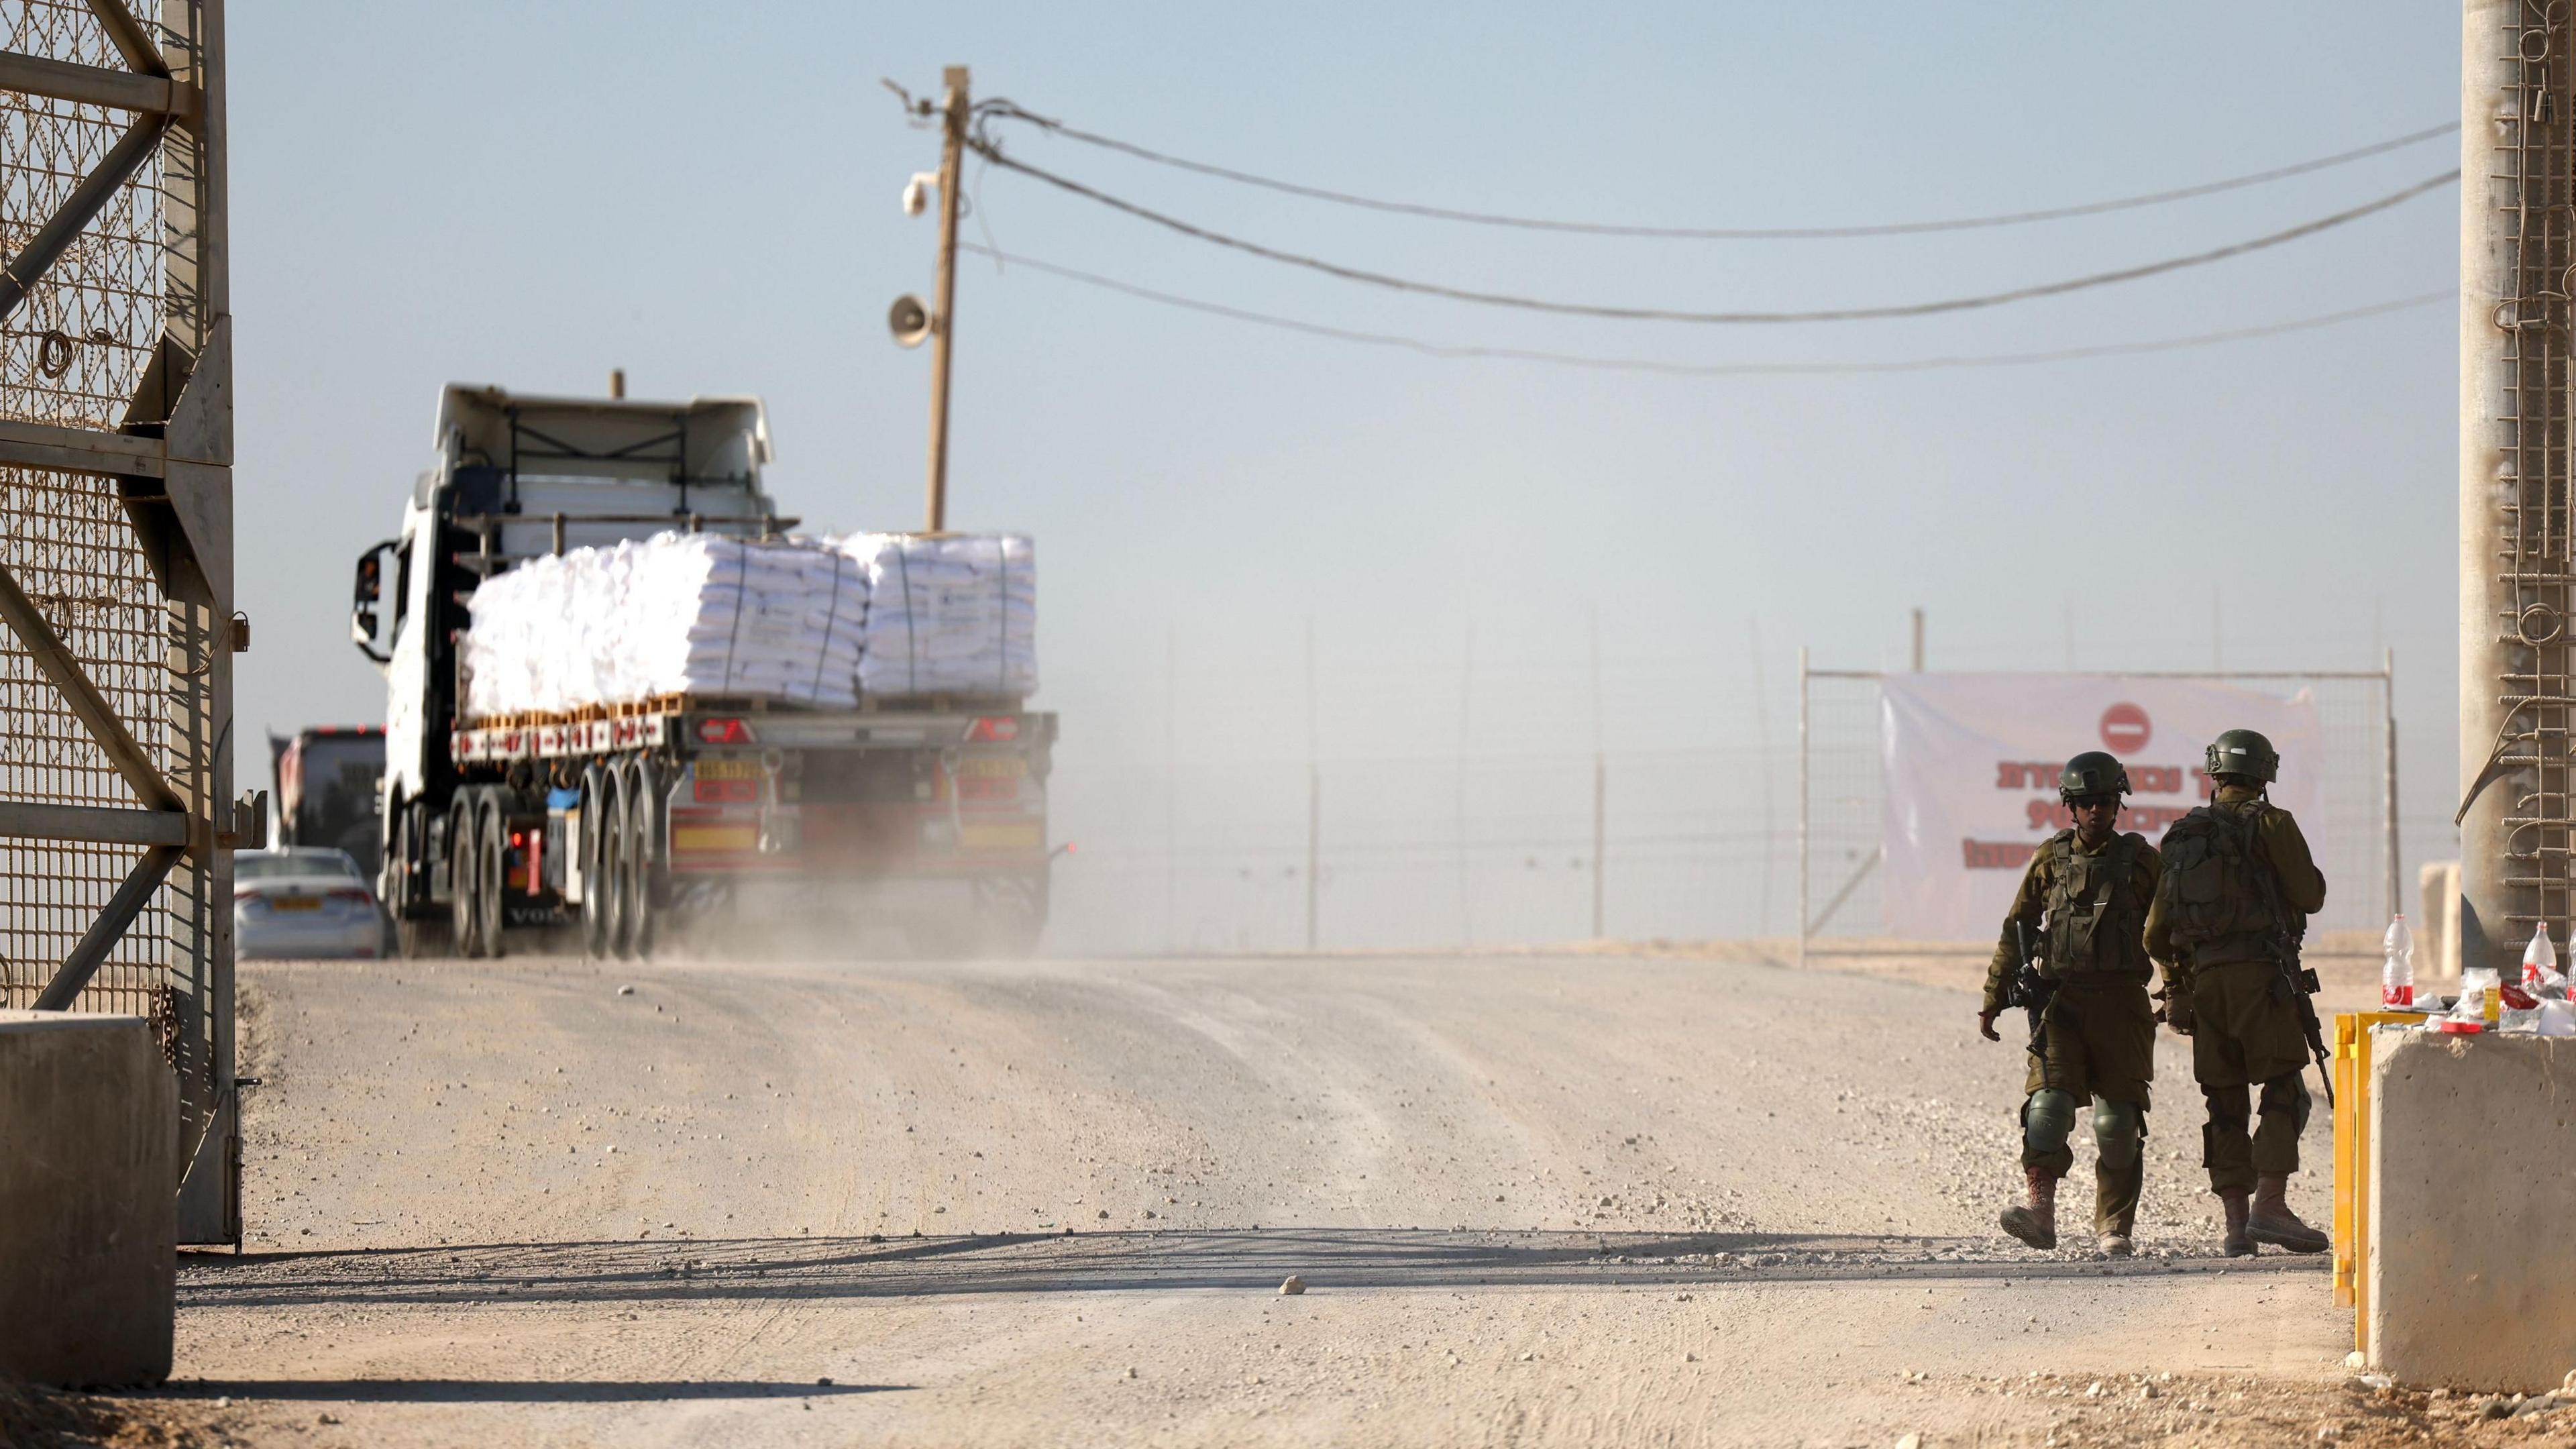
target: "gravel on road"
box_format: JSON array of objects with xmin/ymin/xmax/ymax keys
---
[{"xmin": 130, "ymin": 948, "xmax": 2363, "ymax": 1446}]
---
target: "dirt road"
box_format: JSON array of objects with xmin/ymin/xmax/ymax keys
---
[{"xmin": 133, "ymin": 949, "xmax": 2382, "ymax": 1446}]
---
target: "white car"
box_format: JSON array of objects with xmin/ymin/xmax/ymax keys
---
[{"xmin": 236, "ymin": 848, "xmax": 386, "ymax": 959}]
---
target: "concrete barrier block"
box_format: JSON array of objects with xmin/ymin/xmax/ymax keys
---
[
  {"xmin": 0, "ymin": 1011, "xmax": 174, "ymax": 1387},
  {"xmin": 2418, "ymin": 861, "xmax": 2461, "ymax": 980},
  {"xmin": 2367, "ymin": 1029, "xmax": 2576, "ymax": 1391}
]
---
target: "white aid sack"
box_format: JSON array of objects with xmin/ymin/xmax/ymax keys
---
[
  {"xmin": 837, "ymin": 532, "xmax": 1036, "ymax": 698},
  {"xmin": 460, "ymin": 532, "xmax": 868, "ymax": 718}
]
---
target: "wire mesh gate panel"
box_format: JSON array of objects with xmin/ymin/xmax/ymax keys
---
[
  {"xmin": 0, "ymin": 0, "xmax": 237, "ymax": 1244},
  {"xmin": 1798, "ymin": 668, "xmax": 2398, "ymax": 951}
]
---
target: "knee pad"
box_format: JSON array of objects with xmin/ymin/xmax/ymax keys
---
[
  {"xmin": 2022, "ymin": 1088, "xmax": 2078, "ymax": 1155},
  {"xmin": 2092, "ymin": 1097, "xmax": 2143, "ymax": 1167},
  {"xmin": 2259, "ymin": 1074, "xmax": 2312, "ymax": 1136}
]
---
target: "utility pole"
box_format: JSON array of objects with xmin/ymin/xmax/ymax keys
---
[
  {"xmin": 922, "ymin": 64, "xmax": 969, "ymax": 532},
  {"xmin": 1750, "ymin": 614, "xmax": 1774, "ymax": 939},
  {"xmin": 1589, "ymin": 608, "xmax": 1605, "ymax": 940},
  {"xmin": 1305, "ymin": 619, "xmax": 1320, "ymax": 953},
  {"xmin": 1457, "ymin": 627, "xmax": 1474, "ymax": 945},
  {"xmin": 1909, "ymin": 608, "xmax": 1925, "ymax": 673},
  {"xmin": 1165, "ymin": 623, "xmax": 1177, "ymax": 953},
  {"xmin": 2384, "ymin": 647, "xmax": 2402, "ymax": 927}
]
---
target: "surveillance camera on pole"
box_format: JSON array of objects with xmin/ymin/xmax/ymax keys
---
[{"xmin": 902, "ymin": 172, "xmax": 939, "ymax": 217}]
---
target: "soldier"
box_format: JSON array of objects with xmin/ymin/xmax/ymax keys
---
[
  {"xmin": 2145, "ymin": 728, "xmax": 2331, "ymax": 1256},
  {"xmin": 1980, "ymin": 751, "xmax": 2160, "ymax": 1256}
]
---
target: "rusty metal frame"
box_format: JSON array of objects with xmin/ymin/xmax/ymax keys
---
[{"xmin": 1, "ymin": 0, "xmax": 236, "ymax": 1244}]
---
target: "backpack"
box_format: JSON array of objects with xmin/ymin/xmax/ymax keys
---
[{"xmin": 2158, "ymin": 802, "xmax": 2290, "ymax": 956}]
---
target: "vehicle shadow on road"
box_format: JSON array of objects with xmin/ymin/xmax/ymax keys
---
[
  {"xmin": 142, "ymin": 1379, "xmax": 903, "ymax": 1403},
  {"xmin": 181, "ymin": 1228, "xmax": 2322, "ymax": 1311}
]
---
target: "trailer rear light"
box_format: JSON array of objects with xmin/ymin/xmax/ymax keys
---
[
  {"xmin": 698, "ymin": 717, "xmax": 753, "ymax": 745},
  {"xmin": 510, "ymin": 830, "xmax": 525, "ymax": 848},
  {"xmin": 965, "ymin": 716, "xmax": 1020, "ymax": 743}
]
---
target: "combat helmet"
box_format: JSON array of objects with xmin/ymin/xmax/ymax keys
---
[
  {"xmin": 2205, "ymin": 728, "xmax": 2279, "ymax": 784},
  {"xmin": 2057, "ymin": 750, "xmax": 2131, "ymax": 802}
]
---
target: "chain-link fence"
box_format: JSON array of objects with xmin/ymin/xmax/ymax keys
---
[
  {"xmin": 1044, "ymin": 744, "xmax": 1799, "ymax": 956},
  {"xmin": 1799, "ymin": 667, "xmax": 2398, "ymax": 950}
]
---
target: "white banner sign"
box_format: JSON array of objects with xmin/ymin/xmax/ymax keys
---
[{"xmin": 1878, "ymin": 674, "xmax": 2322, "ymax": 941}]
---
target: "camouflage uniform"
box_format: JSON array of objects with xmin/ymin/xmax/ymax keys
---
[
  {"xmin": 1984, "ymin": 829, "xmax": 2161, "ymax": 1238},
  {"xmin": 2144, "ymin": 783, "xmax": 2328, "ymax": 1195}
]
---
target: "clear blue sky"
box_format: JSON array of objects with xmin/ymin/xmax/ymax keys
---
[{"xmin": 227, "ymin": 1, "xmax": 2458, "ymax": 941}]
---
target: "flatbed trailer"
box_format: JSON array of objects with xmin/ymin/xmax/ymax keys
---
[{"xmin": 430, "ymin": 697, "xmax": 1055, "ymax": 959}]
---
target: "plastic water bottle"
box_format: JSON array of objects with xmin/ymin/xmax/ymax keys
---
[
  {"xmin": 2526, "ymin": 922, "xmax": 2565, "ymax": 991},
  {"xmin": 2381, "ymin": 914, "xmax": 2415, "ymax": 1008}
]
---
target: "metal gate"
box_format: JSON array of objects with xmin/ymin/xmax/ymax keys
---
[{"xmin": 0, "ymin": 0, "xmax": 237, "ymax": 1244}]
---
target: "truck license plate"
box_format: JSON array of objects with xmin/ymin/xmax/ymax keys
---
[{"xmin": 696, "ymin": 759, "xmax": 762, "ymax": 780}]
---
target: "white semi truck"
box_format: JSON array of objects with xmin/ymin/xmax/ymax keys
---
[{"xmin": 350, "ymin": 384, "xmax": 1056, "ymax": 958}]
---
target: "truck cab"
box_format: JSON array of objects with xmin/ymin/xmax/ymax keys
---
[{"xmin": 268, "ymin": 725, "xmax": 387, "ymax": 873}]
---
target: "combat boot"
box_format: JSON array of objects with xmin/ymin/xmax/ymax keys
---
[
  {"xmin": 2094, "ymin": 1151, "xmax": 2143, "ymax": 1258},
  {"xmin": 2247, "ymin": 1173, "xmax": 2329, "ymax": 1254},
  {"xmin": 1999, "ymin": 1167, "xmax": 2059, "ymax": 1250},
  {"xmin": 2217, "ymin": 1189, "xmax": 2253, "ymax": 1257}
]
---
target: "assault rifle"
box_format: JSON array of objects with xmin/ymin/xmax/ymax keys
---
[
  {"xmin": 2008, "ymin": 920, "xmax": 2059, "ymax": 1061},
  {"xmin": 2270, "ymin": 920, "xmax": 2333, "ymax": 1110},
  {"xmin": 2244, "ymin": 811, "xmax": 2334, "ymax": 1109}
]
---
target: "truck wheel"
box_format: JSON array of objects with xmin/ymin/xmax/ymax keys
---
[
  {"xmin": 448, "ymin": 801, "xmax": 484, "ymax": 958},
  {"xmin": 619, "ymin": 760, "xmax": 657, "ymax": 960},
  {"xmin": 578, "ymin": 766, "xmax": 610, "ymax": 959},
  {"xmin": 391, "ymin": 800, "xmax": 447, "ymax": 959},
  {"xmin": 597, "ymin": 772, "xmax": 630, "ymax": 960},
  {"xmin": 475, "ymin": 794, "xmax": 508, "ymax": 959},
  {"xmin": 973, "ymin": 873, "xmax": 1046, "ymax": 959}
]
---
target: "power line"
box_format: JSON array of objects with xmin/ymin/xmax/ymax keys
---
[
  {"xmin": 962, "ymin": 150, "xmax": 2457, "ymax": 325},
  {"xmin": 962, "ymin": 244, "xmax": 2450, "ymax": 376},
  {"xmin": 983, "ymin": 104, "xmax": 2460, "ymax": 241}
]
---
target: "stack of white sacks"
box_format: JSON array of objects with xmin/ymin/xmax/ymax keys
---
[
  {"xmin": 458, "ymin": 529, "xmax": 1034, "ymax": 719},
  {"xmin": 460, "ymin": 533, "xmax": 867, "ymax": 718},
  {"xmin": 839, "ymin": 532, "xmax": 1037, "ymax": 699}
]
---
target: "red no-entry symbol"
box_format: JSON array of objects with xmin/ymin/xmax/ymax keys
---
[{"xmin": 2100, "ymin": 702, "xmax": 2151, "ymax": 755}]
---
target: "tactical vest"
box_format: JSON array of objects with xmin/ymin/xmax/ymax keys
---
[
  {"xmin": 2157, "ymin": 800, "xmax": 2294, "ymax": 965},
  {"xmin": 2043, "ymin": 830, "xmax": 2152, "ymax": 979}
]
